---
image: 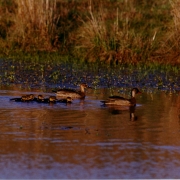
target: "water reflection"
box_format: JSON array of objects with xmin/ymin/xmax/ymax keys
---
[
  {"xmin": 0, "ymin": 88, "xmax": 180, "ymax": 178},
  {"xmin": 102, "ymin": 103, "xmax": 137, "ymax": 121},
  {"xmin": 129, "ymin": 105, "xmax": 137, "ymax": 121}
]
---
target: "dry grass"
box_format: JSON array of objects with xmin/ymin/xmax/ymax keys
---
[
  {"xmin": 0, "ymin": 0, "xmax": 179, "ymax": 65},
  {"xmin": 73, "ymin": 1, "xmax": 115, "ymax": 63},
  {"xmin": 72, "ymin": 0, "xmax": 162, "ymax": 64},
  {"xmin": 5, "ymin": 0, "xmax": 59, "ymax": 52},
  {"xmin": 158, "ymin": 0, "xmax": 180, "ymax": 64}
]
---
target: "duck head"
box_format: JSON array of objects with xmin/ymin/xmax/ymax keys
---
[
  {"xmin": 131, "ymin": 88, "xmax": 141, "ymax": 97},
  {"xmin": 80, "ymin": 83, "xmax": 88, "ymax": 92}
]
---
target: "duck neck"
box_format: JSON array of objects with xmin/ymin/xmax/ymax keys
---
[
  {"xmin": 80, "ymin": 85, "xmax": 85, "ymax": 92},
  {"xmin": 131, "ymin": 90, "xmax": 136, "ymax": 98}
]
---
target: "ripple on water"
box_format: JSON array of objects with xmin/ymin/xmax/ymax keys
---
[{"xmin": 0, "ymin": 89, "xmax": 180, "ymax": 178}]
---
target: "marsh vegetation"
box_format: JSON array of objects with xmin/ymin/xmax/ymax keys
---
[
  {"xmin": 0, "ymin": 2, "xmax": 180, "ymax": 178},
  {"xmin": 0, "ymin": 0, "xmax": 180, "ymax": 65}
]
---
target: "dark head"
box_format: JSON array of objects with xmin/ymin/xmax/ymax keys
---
[
  {"xmin": 80, "ymin": 83, "xmax": 88, "ymax": 88},
  {"xmin": 131, "ymin": 88, "xmax": 141, "ymax": 97}
]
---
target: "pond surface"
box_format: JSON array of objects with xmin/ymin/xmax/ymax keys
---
[{"xmin": 0, "ymin": 86, "xmax": 180, "ymax": 179}]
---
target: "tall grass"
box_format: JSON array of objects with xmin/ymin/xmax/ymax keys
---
[
  {"xmin": 0, "ymin": 0, "xmax": 59, "ymax": 53},
  {"xmin": 14, "ymin": 0, "xmax": 58, "ymax": 51},
  {"xmin": 0, "ymin": 0, "xmax": 179, "ymax": 65},
  {"xmin": 158, "ymin": 0, "xmax": 180, "ymax": 64},
  {"xmin": 72, "ymin": 0, "xmax": 170, "ymax": 64}
]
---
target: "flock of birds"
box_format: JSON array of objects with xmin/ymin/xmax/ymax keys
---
[{"xmin": 10, "ymin": 83, "xmax": 141, "ymax": 107}]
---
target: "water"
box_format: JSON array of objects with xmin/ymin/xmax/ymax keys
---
[{"xmin": 0, "ymin": 87, "xmax": 180, "ymax": 178}]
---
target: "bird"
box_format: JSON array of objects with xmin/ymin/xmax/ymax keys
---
[
  {"xmin": 34, "ymin": 95, "xmax": 45, "ymax": 102},
  {"xmin": 48, "ymin": 96, "xmax": 57, "ymax": 103},
  {"xmin": 58, "ymin": 97, "xmax": 73, "ymax": 103},
  {"xmin": 25, "ymin": 94, "xmax": 35, "ymax": 101},
  {"xmin": 38, "ymin": 96, "xmax": 57, "ymax": 103},
  {"xmin": 52, "ymin": 83, "xmax": 88, "ymax": 99},
  {"xmin": 10, "ymin": 94, "xmax": 35, "ymax": 102},
  {"xmin": 101, "ymin": 88, "xmax": 141, "ymax": 106},
  {"xmin": 21, "ymin": 95, "xmax": 29, "ymax": 101}
]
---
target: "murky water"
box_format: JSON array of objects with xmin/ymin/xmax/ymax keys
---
[{"xmin": 0, "ymin": 87, "xmax": 180, "ymax": 178}]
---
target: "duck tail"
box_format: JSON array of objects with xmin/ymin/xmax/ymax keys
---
[
  {"xmin": 10, "ymin": 98, "xmax": 22, "ymax": 102},
  {"xmin": 100, "ymin": 100, "xmax": 108, "ymax": 105},
  {"xmin": 10, "ymin": 98, "xmax": 16, "ymax": 101}
]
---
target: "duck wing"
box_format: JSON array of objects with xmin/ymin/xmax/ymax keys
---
[
  {"xmin": 54, "ymin": 88, "xmax": 78, "ymax": 96},
  {"xmin": 54, "ymin": 88, "xmax": 85, "ymax": 99},
  {"xmin": 101, "ymin": 95, "xmax": 132, "ymax": 106},
  {"xmin": 101, "ymin": 98, "xmax": 121, "ymax": 105}
]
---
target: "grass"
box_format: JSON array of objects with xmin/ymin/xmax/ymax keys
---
[
  {"xmin": 0, "ymin": 0, "xmax": 179, "ymax": 66},
  {"xmin": 0, "ymin": 50, "xmax": 179, "ymax": 93}
]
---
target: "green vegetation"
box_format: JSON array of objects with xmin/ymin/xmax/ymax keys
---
[{"xmin": 0, "ymin": 0, "xmax": 180, "ymax": 65}]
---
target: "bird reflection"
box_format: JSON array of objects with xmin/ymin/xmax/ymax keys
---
[
  {"xmin": 104, "ymin": 104, "xmax": 138, "ymax": 121},
  {"xmin": 129, "ymin": 105, "xmax": 137, "ymax": 121}
]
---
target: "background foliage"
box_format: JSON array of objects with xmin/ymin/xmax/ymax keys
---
[{"xmin": 0, "ymin": 0, "xmax": 179, "ymax": 65}]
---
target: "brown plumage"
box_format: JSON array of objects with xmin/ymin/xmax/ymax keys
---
[
  {"xmin": 53, "ymin": 83, "xmax": 88, "ymax": 99},
  {"xmin": 101, "ymin": 88, "xmax": 141, "ymax": 106},
  {"xmin": 48, "ymin": 96, "xmax": 57, "ymax": 103},
  {"xmin": 58, "ymin": 97, "xmax": 73, "ymax": 103}
]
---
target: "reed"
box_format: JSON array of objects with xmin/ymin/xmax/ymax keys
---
[
  {"xmin": 0, "ymin": 0, "xmax": 179, "ymax": 65},
  {"xmin": 158, "ymin": 0, "xmax": 180, "ymax": 64},
  {"xmin": 72, "ymin": 0, "xmax": 169, "ymax": 64},
  {"xmin": 4, "ymin": 0, "xmax": 59, "ymax": 52}
]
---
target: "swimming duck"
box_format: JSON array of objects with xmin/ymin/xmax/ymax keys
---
[
  {"xmin": 34, "ymin": 95, "xmax": 45, "ymax": 102},
  {"xmin": 41, "ymin": 96, "xmax": 57, "ymax": 103},
  {"xmin": 38, "ymin": 95, "xmax": 44, "ymax": 100},
  {"xmin": 58, "ymin": 97, "xmax": 73, "ymax": 103},
  {"xmin": 10, "ymin": 94, "xmax": 35, "ymax": 102},
  {"xmin": 53, "ymin": 83, "xmax": 88, "ymax": 99},
  {"xmin": 21, "ymin": 95, "xmax": 29, "ymax": 101},
  {"xmin": 101, "ymin": 88, "xmax": 141, "ymax": 106},
  {"xmin": 20, "ymin": 94, "xmax": 34, "ymax": 101},
  {"xmin": 25, "ymin": 94, "xmax": 35, "ymax": 101},
  {"xmin": 48, "ymin": 96, "xmax": 57, "ymax": 103}
]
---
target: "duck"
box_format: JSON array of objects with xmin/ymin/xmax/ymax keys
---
[
  {"xmin": 40, "ymin": 96, "xmax": 57, "ymax": 103},
  {"xmin": 25, "ymin": 94, "xmax": 35, "ymax": 101},
  {"xmin": 35, "ymin": 95, "xmax": 45, "ymax": 102},
  {"xmin": 10, "ymin": 94, "xmax": 35, "ymax": 102},
  {"xmin": 101, "ymin": 88, "xmax": 141, "ymax": 106},
  {"xmin": 37, "ymin": 94, "xmax": 44, "ymax": 100},
  {"xmin": 20, "ymin": 94, "xmax": 34, "ymax": 101},
  {"xmin": 52, "ymin": 83, "xmax": 88, "ymax": 99},
  {"xmin": 21, "ymin": 95, "xmax": 29, "ymax": 101},
  {"xmin": 58, "ymin": 97, "xmax": 73, "ymax": 103},
  {"xmin": 48, "ymin": 96, "xmax": 57, "ymax": 103}
]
